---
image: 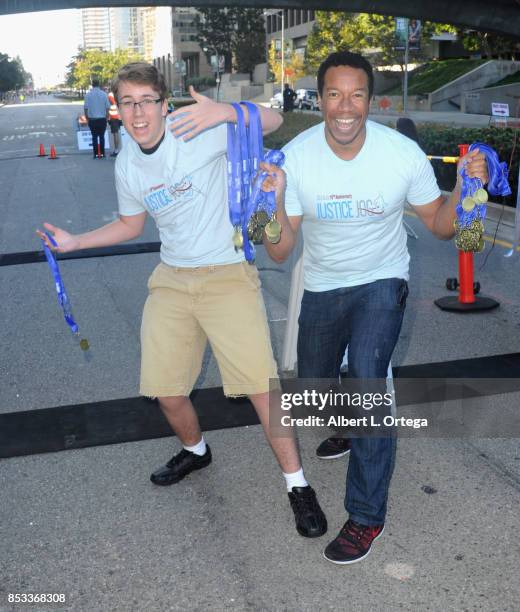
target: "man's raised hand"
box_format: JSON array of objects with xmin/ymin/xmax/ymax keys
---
[{"xmin": 168, "ymin": 85, "xmax": 233, "ymax": 141}]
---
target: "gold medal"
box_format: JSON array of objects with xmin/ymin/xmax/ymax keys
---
[
  {"xmin": 462, "ymin": 197, "xmax": 476, "ymax": 212},
  {"xmin": 80, "ymin": 338, "xmax": 90, "ymax": 351},
  {"xmin": 474, "ymin": 188, "xmax": 488, "ymax": 204},
  {"xmin": 264, "ymin": 213, "xmax": 282, "ymax": 244}
]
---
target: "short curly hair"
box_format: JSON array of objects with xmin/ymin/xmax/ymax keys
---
[
  {"xmin": 111, "ymin": 62, "xmax": 168, "ymax": 102},
  {"xmin": 317, "ymin": 51, "xmax": 374, "ymax": 98}
]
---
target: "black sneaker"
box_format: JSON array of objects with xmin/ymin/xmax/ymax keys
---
[
  {"xmin": 316, "ymin": 437, "xmax": 351, "ymax": 459},
  {"xmin": 324, "ymin": 519, "xmax": 384, "ymax": 565},
  {"xmin": 288, "ymin": 486, "xmax": 327, "ymax": 538},
  {"xmin": 150, "ymin": 446, "xmax": 212, "ymax": 486}
]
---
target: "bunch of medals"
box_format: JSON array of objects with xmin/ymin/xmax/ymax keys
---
[
  {"xmin": 454, "ymin": 142, "xmax": 511, "ymax": 253},
  {"xmin": 227, "ymin": 101, "xmax": 284, "ymax": 261},
  {"xmin": 454, "ymin": 186, "xmax": 488, "ymax": 252}
]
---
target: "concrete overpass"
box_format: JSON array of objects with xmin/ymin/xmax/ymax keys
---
[{"xmin": 1, "ymin": 0, "xmax": 520, "ymax": 39}]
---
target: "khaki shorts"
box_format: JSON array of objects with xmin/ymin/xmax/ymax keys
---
[{"xmin": 140, "ymin": 262, "xmax": 279, "ymax": 398}]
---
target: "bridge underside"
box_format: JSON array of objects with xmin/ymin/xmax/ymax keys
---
[{"xmin": 1, "ymin": 0, "xmax": 520, "ymax": 39}]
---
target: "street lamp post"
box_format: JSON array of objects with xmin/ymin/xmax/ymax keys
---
[
  {"xmin": 264, "ymin": 9, "xmax": 285, "ymax": 95},
  {"xmin": 204, "ymin": 46, "xmax": 221, "ymax": 102},
  {"xmin": 280, "ymin": 11, "xmax": 285, "ymax": 91}
]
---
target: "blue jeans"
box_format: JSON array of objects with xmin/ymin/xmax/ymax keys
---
[{"xmin": 297, "ymin": 278, "xmax": 408, "ymax": 526}]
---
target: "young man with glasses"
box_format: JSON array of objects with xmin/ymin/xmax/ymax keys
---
[{"xmin": 38, "ymin": 62, "xmax": 327, "ymax": 540}]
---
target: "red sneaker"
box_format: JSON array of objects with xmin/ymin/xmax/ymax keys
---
[{"xmin": 324, "ymin": 519, "xmax": 384, "ymax": 564}]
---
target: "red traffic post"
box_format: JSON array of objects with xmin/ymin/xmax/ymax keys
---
[{"xmin": 435, "ymin": 144, "xmax": 499, "ymax": 312}]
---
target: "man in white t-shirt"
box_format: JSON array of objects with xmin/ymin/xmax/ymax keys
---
[
  {"xmin": 38, "ymin": 62, "xmax": 327, "ymax": 539},
  {"xmin": 262, "ymin": 51, "xmax": 488, "ymax": 564}
]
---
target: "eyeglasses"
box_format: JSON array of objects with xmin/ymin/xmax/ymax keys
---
[{"xmin": 118, "ymin": 98, "xmax": 163, "ymax": 112}]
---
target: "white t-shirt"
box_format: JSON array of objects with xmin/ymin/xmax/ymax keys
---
[
  {"xmin": 115, "ymin": 122, "xmax": 244, "ymax": 267},
  {"xmin": 283, "ymin": 120, "xmax": 441, "ymax": 291}
]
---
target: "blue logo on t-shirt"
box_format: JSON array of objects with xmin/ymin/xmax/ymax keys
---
[
  {"xmin": 315, "ymin": 193, "xmax": 387, "ymax": 220},
  {"xmin": 144, "ymin": 175, "xmax": 194, "ymax": 213}
]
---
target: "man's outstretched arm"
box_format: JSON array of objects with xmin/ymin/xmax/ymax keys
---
[
  {"xmin": 168, "ymin": 85, "xmax": 282, "ymax": 140},
  {"xmin": 36, "ymin": 213, "xmax": 147, "ymax": 253}
]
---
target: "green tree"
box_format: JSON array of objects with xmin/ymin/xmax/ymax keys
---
[
  {"xmin": 267, "ymin": 41, "xmax": 306, "ymax": 88},
  {"xmin": 66, "ymin": 48, "xmax": 142, "ymax": 91},
  {"xmin": 194, "ymin": 9, "xmax": 235, "ymax": 73},
  {"xmin": 305, "ymin": 12, "xmax": 457, "ymax": 72},
  {"xmin": 194, "ymin": 8, "xmax": 266, "ymax": 78},
  {"xmin": 0, "ymin": 52, "xmax": 27, "ymax": 92},
  {"xmin": 458, "ymin": 30, "xmax": 520, "ymax": 59},
  {"xmin": 231, "ymin": 8, "xmax": 265, "ymax": 77}
]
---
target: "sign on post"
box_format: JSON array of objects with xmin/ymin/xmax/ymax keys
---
[{"xmin": 491, "ymin": 102, "xmax": 510, "ymax": 117}]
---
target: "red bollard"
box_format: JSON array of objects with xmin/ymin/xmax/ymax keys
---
[
  {"xmin": 458, "ymin": 143, "xmax": 469, "ymax": 157},
  {"xmin": 458, "ymin": 250, "xmax": 475, "ymax": 304},
  {"xmin": 97, "ymin": 143, "xmax": 102, "ymax": 158},
  {"xmin": 434, "ymin": 144, "xmax": 499, "ymax": 312}
]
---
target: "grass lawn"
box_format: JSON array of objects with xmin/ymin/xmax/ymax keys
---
[
  {"xmin": 263, "ymin": 111, "xmax": 322, "ymax": 150},
  {"xmin": 386, "ymin": 59, "xmax": 487, "ymax": 95},
  {"xmin": 485, "ymin": 70, "xmax": 520, "ymax": 88}
]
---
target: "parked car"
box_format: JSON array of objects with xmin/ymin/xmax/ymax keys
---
[
  {"xmin": 296, "ymin": 88, "xmax": 320, "ymax": 111},
  {"xmin": 269, "ymin": 92, "xmax": 283, "ymax": 108}
]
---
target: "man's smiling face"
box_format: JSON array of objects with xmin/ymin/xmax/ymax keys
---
[{"xmin": 319, "ymin": 65, "xmax": 371, "ymax": 160}]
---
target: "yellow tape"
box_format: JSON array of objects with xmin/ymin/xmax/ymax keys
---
[{"xmin": 427, "ymin": 156, "xmax": 459, "ymax": 163}]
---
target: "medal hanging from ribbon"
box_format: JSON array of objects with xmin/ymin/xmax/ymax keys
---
[
  {"xmin": 42, "ymin": 233, "xmax": 90, "ymax": 351},
  {"xmin": 227, "ymin": 101, "xmax": 284, "ymax": 262},
  {"xmin": 454, "ymin": 142, "xmax": 511, "ymax": 252}
]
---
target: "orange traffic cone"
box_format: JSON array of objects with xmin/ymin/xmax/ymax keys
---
[
  {"xmin": 38, "ymin": 143, "xmax": 46, "ymax": 157},
  {"xmin": 49, "ymin": 145, "xmax": 58, "ymax": 160}
]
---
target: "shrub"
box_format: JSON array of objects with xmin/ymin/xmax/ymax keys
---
[{"xmin": 185, "ymin": 76, "xmax": 216, "ymax": 91}]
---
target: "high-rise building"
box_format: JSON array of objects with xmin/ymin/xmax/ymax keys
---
[
  {"xmin": 141, "ymin": 7, "xmax": 157, "ymax": 61},
  {"xmin": 265, "ymin": 9, "xmax": 316, "ymax": 59},
  {"xmin": 81, "ymin": 8, "xmax": 111, "ymax": 51},
  {"xmin": 110, "ymin": 7, "xmax": 144, "ymax": 56}
]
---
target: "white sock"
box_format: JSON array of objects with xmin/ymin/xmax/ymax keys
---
[
  {"xmin": 183, "ymin": 436, "xmax": 207, "ymax": 456},
  {"xmin": 283, "ymin": 468, "xmax": 309, "ymax": 492}
]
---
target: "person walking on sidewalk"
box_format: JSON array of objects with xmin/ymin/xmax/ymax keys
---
[
  {"xmin": 108, "ymin": 91, "xmax": 122, "ymax": 156},
  {"xmin": 38, "ymin": 62, "xmax": 327, "ymax": 540},
  {"xmin": 261, "ymin": 50, "xmax": 488, "ymax": 564},
  {"xmin": 84, "ymin": 78, "xmax": 110, "ymax": 159},
  {"xmin": 283, "ymin": 83, "xmax": 297, "ymax": 113}
]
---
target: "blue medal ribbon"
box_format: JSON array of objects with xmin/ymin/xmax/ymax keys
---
[
  {"xmin": 227, "ymin": 102, "xmax": 285, "ymax": 261},
  {"xmin": 457, "ymin": 142, "xmax": 511, "ymax": 228},
  {"xmin": 42, "ymin": 232, "xmax": 82, "ymax": 340}
]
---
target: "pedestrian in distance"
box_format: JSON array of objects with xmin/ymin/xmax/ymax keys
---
[
  {"xmin": 37, "ymin": 62, "xmax": 327, "ymax": 541},
  {"xmin": 261, "ymin": 50, "xmax": 488, "ymax": 565},
  {"xmin": 283, "ymin": 83, "xmax": 297, "ymax": 113},
  {"xmin": 84, "ymin": 78, "xmax": 110, "ymax": 159}
]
